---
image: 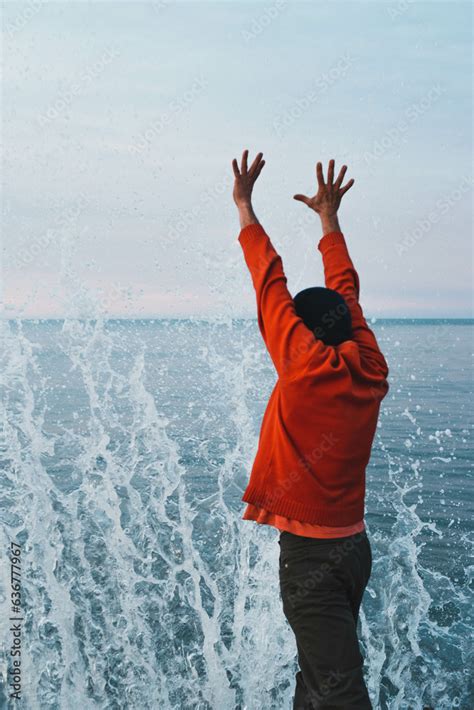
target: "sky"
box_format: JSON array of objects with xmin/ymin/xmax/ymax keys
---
[{"xmin": 2, "ymin": 0, "xmax": 473, "ymax": 318}]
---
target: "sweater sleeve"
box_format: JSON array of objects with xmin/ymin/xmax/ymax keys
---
[
  {"xmin": 318, "ymin": 231, "xmax": 389, "ymax": 379},
  {"xmin": 239, "ymin": 223, "xmax": 328, "ymax": 379}
]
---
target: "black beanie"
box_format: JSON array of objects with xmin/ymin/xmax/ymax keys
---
[{"xmin": 293, "ymin": 287, "xmax": 352, "ymax": 346}]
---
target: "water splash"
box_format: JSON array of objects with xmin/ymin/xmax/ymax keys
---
[{"xmin": 1, "ymin": 318, "xmax": 472, "ymax": 708}]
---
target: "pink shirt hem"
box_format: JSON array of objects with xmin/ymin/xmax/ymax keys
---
[{"xmin": 242, "ymin": 503, "xmax": 365, "ymax": 538}]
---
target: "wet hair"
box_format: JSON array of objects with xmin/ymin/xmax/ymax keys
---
[{"xmin": 293, "ymin": 287, "xmax": 352, "ymax": 346}]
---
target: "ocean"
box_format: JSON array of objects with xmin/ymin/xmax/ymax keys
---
[{"xmin": 0, "ymin": 318, "xmax": 472, "ymax": 709}]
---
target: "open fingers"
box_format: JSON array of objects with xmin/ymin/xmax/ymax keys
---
[
  {"xmin": 316, "ymin": 161, "xmax": 324, "ymax": 187},
  {"xmin": 334, "ymin": 164, "xmax": 347, "ymax": 190},
  {"xmin": 253, "ymin": 158, "xmax": 265, "ymax": 179},
  {"xmin": 241, "ymin": 149, "xmax": 249, "ymax": 174},
  {"xmin": 339, "ymin": 178, "xmax": 355, "ymax": 196},
  {"xmin": 327, "ymin": 159, "xmax": 335, "ymax": 185},
  {"xmin": 293, "ymin": 193, "xmax": 311, "ymax": 205},
  {"xmin": 232, "ymin": 158, "xmax": 240, "ymax": 178},
  {"xmin": 248, "ymin": 151, "xmax": 264, "ymax": 176}
]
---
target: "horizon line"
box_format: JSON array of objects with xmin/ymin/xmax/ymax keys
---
[{"xmin": 2, "ymin": 316, "xmax": 473, "ymax": 323}]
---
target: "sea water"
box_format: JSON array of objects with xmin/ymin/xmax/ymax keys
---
[{"xmin": 0, "ymin": 318, "xmax": 472, "ymax": 709}]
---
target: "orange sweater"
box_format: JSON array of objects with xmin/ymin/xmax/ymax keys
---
[{"xmin": 238, "ymin": 225, "xmax": 389, "ymax": 527}]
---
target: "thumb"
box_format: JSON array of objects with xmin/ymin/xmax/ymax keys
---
[{"xmin": 293, "ymin": 194, "xmax": 310, "ymax": 205}]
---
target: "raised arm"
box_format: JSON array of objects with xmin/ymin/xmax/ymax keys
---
[
  {"xmin": 232, "ymin": 150, "xmax": 327, "ymax": 379},
  {"xmin": 294, "ymin": 159, "xmax": 389, "ymax": 379}
]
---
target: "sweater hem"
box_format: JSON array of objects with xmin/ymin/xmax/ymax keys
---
[
  {"xmin": 318, "ymin": 231, "xmax": 346, "ymax": 253},
  {"xmin": 242, "ymin": 482, "xmax": 365, "ymax": 526},
  {"xmin": 238, "ymin": 223, "xmax": 267, "ymax": 245}
]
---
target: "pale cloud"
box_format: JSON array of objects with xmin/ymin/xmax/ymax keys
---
[{"xmin": 2, "ymin": 1, "xmax": 472, "ymax": 319}]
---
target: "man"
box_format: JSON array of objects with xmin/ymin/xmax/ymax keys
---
[{"xmin": 232, "ymin": 150, "xmax": 389, "ymax": 709}]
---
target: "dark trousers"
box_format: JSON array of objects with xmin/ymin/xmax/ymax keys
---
[{"xmin": 278, "ymin": 529, "xmax": 373, "ymax": 709}]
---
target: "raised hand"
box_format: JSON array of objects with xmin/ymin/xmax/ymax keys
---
[
  {"xmin": 232, "ymin": 149, "xmax": 265, "ymax": 207},
  {"xmin": 293, "ymin": 159, "xmax": 354, "ymax": 216}
]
